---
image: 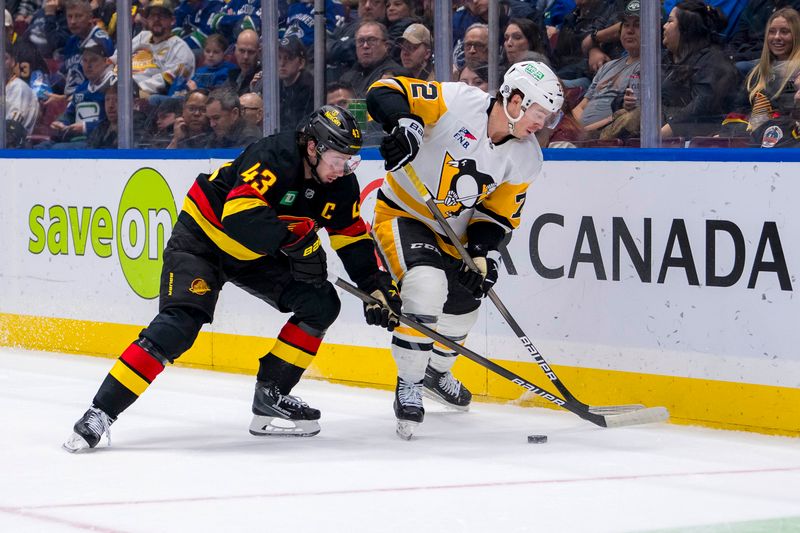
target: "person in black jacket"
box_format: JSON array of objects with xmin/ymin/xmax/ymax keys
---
[
  {"xmin": 727, "ymin": 0, "xmax": 800, "ymax": 76},
  {"xmin": 660, "ymin": 0, "xmax": 740, "ymax": 138},
  {"xmin": 64, "ymin": 105, "xmax": 402, "ymax": 452},
  {"xmin": 277, "ymin": 36, "xmax": 313, "ymax": 132}
]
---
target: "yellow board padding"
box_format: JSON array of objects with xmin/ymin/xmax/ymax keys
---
[
  {"xmin": 109, "ymin": 359, "xmax": 150, "ymax": 396},
  {"xmin": 1, "ymin": 312, "xmax": 798, "ymax": 437}
]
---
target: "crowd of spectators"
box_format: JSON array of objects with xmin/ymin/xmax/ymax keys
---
[{"xmin": 4, "ymin": 0, "xmax": 800, "ymax": 149}]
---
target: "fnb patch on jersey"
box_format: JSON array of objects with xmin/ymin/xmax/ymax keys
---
[{"xmin": 453, "ymin": 127, "xmax": 477, "ymax": 149}]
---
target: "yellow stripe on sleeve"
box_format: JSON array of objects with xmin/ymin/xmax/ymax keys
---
[
  {"xmin": 109, "ymin": 360, "xmax": 149, "ymax": 396},
  {"xmin": 328, "ymin": 233, "xmax": 373, "ymax": 251},
  {"xmin": 221, "ymin": 197, "xmax": 268, "ymax": 221},
  {"xmin": 182, "ymin": 198, "xmax": 265, "ymax": 261}
]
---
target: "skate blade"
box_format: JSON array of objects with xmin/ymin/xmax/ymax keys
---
[
  {"xmin": 422, "ymin": 389, "xmax": 470, "ymax": 412},
  {"xmin": 62, "ymin": 433, "xmax": 93, "ymax": 453},
  {"xmin": 249, "ymin": 415, "xmax": 320, "ymax": 437},
  {"xmin": 396, "ymin": 420, "xmax": 419, "ymax": 440}
]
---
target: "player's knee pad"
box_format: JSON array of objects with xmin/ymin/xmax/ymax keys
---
[
  {"xmin": 400, "ymin": 265, "xmax": 448, "ymax": 317},
  {"xmin": 289, "ymin": 282, "xmax": 341, "ymax": 332},
  {"xmin": 140, "ymin": 306, "xmax": 208, "ymax": 362}
]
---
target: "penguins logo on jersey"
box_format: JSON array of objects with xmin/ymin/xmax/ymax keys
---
[{"xmin": 434, "ymin": 153, "xmax": 496, "ymax": 217}]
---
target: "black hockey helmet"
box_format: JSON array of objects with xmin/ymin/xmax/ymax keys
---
[{"xmin": 300, "ymin": 105, "xmax": 363, "ymax": 156}]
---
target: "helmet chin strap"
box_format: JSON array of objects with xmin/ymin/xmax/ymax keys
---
[
  {"xmin": 502, "ymin": 99, "xmax": 525, "ymax": 135},
  {"xmin": 304, "ymin": 141, "xmax": 326, "ymax": 185}
]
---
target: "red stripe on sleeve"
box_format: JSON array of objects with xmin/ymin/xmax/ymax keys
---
[
  {"xmin": 278, "ymin": 322, "xmax": 323, "ymax": 354},
  {"xmin": 327, "ymin": 218, "xmax": 368, "ymax": 237},
  {"xmin": 187, "ymin": 182, "xmax": 224, "ymax": 229},
  {"xmin": 120, "ymin": 343, "xmax": 165, "ymax": 382},
  {"xmin": 226, "ymin": 184, "xmax": 269, "ymax": 205}
]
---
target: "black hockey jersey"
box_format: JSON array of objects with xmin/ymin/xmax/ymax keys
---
[{"xmin": 179, "ymin": 131, "xmax": 379, "ymax": 287}]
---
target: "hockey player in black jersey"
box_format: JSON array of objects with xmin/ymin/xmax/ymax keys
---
[{"xmin": 63, "ymin": 105, "xmax": 402, "ymax": 452}]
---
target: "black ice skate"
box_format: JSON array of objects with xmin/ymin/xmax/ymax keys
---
[
  {"xmin": 249, "ymin": 381, "xmax": 321, "ymax": 437},
  {"xmin": 62, "ymin": 406, "xmax": 115, "ymax": 453},
  {"xmin": 393, "ymin": 377, "xmax": 424, "ymax": 440},
  {"xmin": 423, "ymin": 366, "xmax": 472, "ymax": 411}
]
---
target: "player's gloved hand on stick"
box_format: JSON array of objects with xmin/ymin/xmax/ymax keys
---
[
  {"xmin": 280, "ymin": 216, "xmax": 327, "ymax": 286},
  {"xmin": 380, "ymin": 114, "xmax": 424, "ymax": 172},
  {"xmin": 457, "ymin": 256, "xmax": 498, "ymax": 298},
  {"xmin": 363, "ymin": 272, "xmax": 402, "ymax": 331}
]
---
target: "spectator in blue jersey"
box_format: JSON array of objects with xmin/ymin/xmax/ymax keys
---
[
  {"xmin": 48, "ymin": 38, "xmax": 116, "ymax": 148},
  {"xmin": 208, "ymin": 0, "xmax": 261, "ymax": 42},
  {"xmin": 173, "ymin": 0, "xmax": 226, "ymax": 54},
  {"xmin": 187, "ymin": 33, "xmax": 236, "ymax": 91},
  {"xmin": 283, "ymin": 0, "xmax": 347, "ymax": 48},
  {"xmin": 60, "ymin": 0, "xmax": 114, "ymax": 100}
]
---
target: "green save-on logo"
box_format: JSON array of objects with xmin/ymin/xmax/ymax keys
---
[{"xmin": 27, "ymin": 168, "xmax": 177, "ymax": 299}]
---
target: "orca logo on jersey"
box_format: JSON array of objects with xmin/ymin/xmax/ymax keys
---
[{"xmin": 434, "ymin": 153, "xmax": 497, "ymax": 217}]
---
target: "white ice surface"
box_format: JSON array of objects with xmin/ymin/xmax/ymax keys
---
[{"xmin": 1, "ymin": 347, "xmax": 799, "ymax": 533}]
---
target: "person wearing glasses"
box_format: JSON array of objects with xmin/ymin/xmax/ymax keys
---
[
  {"xmin": 64, "ymin": 105, "xmax": 401, "ymax": 452},
  {"xmin": 167, "ymin": 88, "xmax": 212, "ymax": 148},
  {"xmin": 340, "ymin": 20, "xmax": 402, "ymax": 97}
]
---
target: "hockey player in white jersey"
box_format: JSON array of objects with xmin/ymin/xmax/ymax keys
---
[{"xmin": 365, "ymin": 61, "xmax": 564, "ymax": 439}]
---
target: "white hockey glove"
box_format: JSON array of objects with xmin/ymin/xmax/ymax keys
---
[{"xmin": 380, "ymin": 114, "xmax": 424, "ymax": 172}]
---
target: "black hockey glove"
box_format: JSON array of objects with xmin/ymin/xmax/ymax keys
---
[
  {"xmin": 363, "ymin": 272, "xmax": 402, "ymax": 331},
  {"xmin": 280, "ymin": 216, "xmax": 327, "ymax": 286},
  {"xmin": 379, "ymin": 114, "xmax": 424, "ymax": 172},
  {"xmin": 457, "ymin": 256, "xmax": 499, "ymax": 299}
]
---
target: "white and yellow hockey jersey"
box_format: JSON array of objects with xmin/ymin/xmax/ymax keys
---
[{"xmin": 370, "ymin": 77, "xmax": 543, "ymax": 257}]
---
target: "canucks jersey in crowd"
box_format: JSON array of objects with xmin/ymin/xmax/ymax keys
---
[
  {"xmin": 59, "ymin": 69, "xmax": 116, "ymax": 136},
  {"xmin": 283, "ymin": 0, "xmax": 346, "ymax": 47},
  {"xmin": 173, "ymin": 0, "xmax": 225, "ymax": 51},
  {"xmin": 62, "ymin": 27, "xmax": 114, "ymax": 97}
]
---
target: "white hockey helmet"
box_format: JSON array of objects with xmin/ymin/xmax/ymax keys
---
[{"xmin": 499, "ymin": 61, "xmax": 564, "ymax": 129}]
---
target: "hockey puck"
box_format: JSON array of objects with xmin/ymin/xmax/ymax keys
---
[{"xmin": 527, "ymin": 434, "xmax": 548, "ymax": 444}]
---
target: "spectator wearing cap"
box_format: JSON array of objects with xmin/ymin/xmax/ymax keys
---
[
  {"xmin": 124, "ymin": 0, "xmax": 196, "ymax": 97},
  {"xmin": 398, "ymin": 23, "xmax": 434, "ymax": 80},
  {"xmin": 226, "ymin": 28, "xmax": 261, "ymax": 95},
  {"xmin": 167, "ymin": 88, "xmax": 212, "ymax": 148},
  {"xmin": 48, "ymin": 38, "xmax": 116, "ymax": 147},
  {"xmin": 239, "ymin": 92, "xmax": 263, "ymax": 129},
  {"xmin": 188, "ymin": 33, "xmax": 236, "ymax": 91},
  {"xmin": 572, "ymin": 0, "xmax": 641, "ymax": 134},
  {"xmin": 203, "ymin": 87, "xmax": 261, "ymax": 148},
  {"xmin": 276, "ymin": 36, "xmax": 314, "ymax": 131},
  {"xmin": 57, "ymin": 0, "xmax": 114, "ymax": 102},
  {"xmin": 341, "ymin": 20, "xmax": 402, "ymax": 97},
  {"xmin": 4, "ymin": 44, "xmax": 39, "ymax": 146}
]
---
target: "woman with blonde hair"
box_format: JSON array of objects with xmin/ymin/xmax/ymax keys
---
[{"xmin": 743, "ymin": 7, "xmax": 800, "ymax": 132}]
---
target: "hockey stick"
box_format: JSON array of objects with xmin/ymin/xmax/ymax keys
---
[
  {"xmin": 332, "ymin": 275, "xmax": 668, "ymax": 428},
  {"xmin": 397, "ymin": 163, "xmax": 648, "ymax": 416}
]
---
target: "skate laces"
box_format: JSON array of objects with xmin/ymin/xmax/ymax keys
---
[
  {"xmin": 85, "ymin": 407, "xmax": 113, "ymax": 446},
  {"xmin": 398, "ymin": 379, "xmax": 423, "ymax": 407},
  {"xmin": 438, "ymin": 372, "xmax": 462, "ymax": 397},
  {"xmin": 279, "ymin": 393, "xmax": 308, "ymax": 409}
]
